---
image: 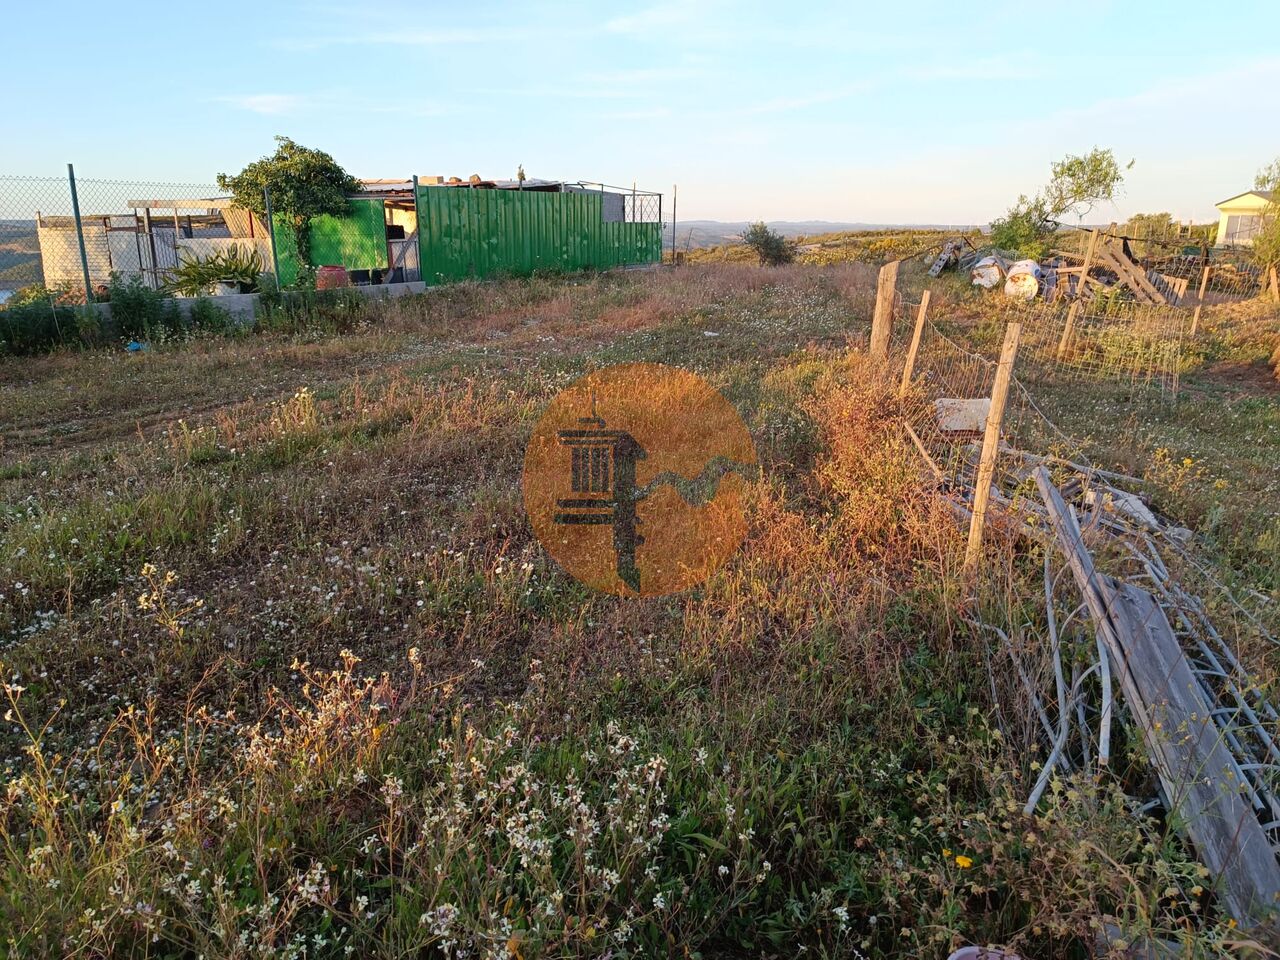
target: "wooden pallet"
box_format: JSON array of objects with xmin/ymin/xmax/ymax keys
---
[{"xmin": 928, "ymin": 240, "xmax": 958, "ymax": 278}]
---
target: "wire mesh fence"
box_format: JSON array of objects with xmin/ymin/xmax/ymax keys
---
[
  {"xmin": 1012, "ymin": 299, "xmax": 1189, "ymax": 396},
  {"xmin": 0, "ymin": 172, "xmax": 263, "ymax": 303},
  {"xmin": 0, "ymin": 176, "xmax": 77, "ymax": 302},
  {"xmin": 901, "ymin": 311, "xmax": 1094, "ymax": 504}
]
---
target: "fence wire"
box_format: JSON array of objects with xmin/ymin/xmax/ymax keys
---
[
  {"xmin": 1048, "ymin": 230, "xmax": 1265, "ymax": 306},
  {"xmin": 1012, "ymin": 299, "xmax": 1188, "ymax": 396},
  {"xmin": 0, "ymin": 173, "xmax": 436, "ymax": 306},
  {"xmin": 897, "ymin": 294, "xmax": 1280, "ymax": 869}
]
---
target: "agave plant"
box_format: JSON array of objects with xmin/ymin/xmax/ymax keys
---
[{"xmin": 167, "ymin": 246, "xmax": 264, "ymax": 297}]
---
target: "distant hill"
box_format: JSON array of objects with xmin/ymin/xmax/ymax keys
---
[
  {"xmin": 0, "ymin": 219, "xmax": 40, "ymax": 290},
  {"xmin": 668, "ymin": 220, "xmax": 981, "ymax": 250}
]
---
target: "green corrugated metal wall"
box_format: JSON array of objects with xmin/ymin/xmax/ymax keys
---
[
  {"xmin": 270, "ymin": 213, "xmax": 300, "ymax": 288},
  {"xmin": 267, "ymin": 189, "xmax": 660, "ymax": 289},
  {"xmin": 270, "ymin": 199, "xmax": 388, "ymax": 287},
  {"xmin": 308, "ymin": 199, "xmax": 388, "ymax": 271},
  {"xmin": 415, "ymin": 187, "xmax": 661, "ymax": 284}
]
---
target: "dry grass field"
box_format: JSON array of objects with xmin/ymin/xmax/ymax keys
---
[{"xmin": 0, "ymin": 261, "xmax": 1277, "ymax": 957}]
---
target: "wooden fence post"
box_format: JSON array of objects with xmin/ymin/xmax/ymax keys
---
[
  {"xmin": 1270, "ymin": 265, "xmax": 1279, "ymax": 302},
  {"xmin": 1056, "ymin": 228, "xmax": 1098, "ymax": 358},
  {"xmin": 898, "ymin": 289, "xmax": 931, "ymax": 397},
  {"xmin": 1056, "ymin": 301, "xmax": 1080, "ymax": 360},
  {"xmin": 1190, "ymin": 264, "xmax": 1210, "ymax": 336},
  {"xmin": 870, "ymin": 259, "xmax": 900, "ymax": 362},
  {"xmin": 1075, "ymin": 228, "xmax": 1099, "ymax": 299},
  {"xmin": 963, "ymin": 322, "xmax": 1021, "ymax": 578}
]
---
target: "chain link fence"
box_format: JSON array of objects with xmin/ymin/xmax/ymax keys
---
[{"xmin": 0, "ymin": 171, "xmax": 444, "ymax": 307}]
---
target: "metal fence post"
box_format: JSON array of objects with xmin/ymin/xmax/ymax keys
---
[
  {"xmin": 263, "ymin": 187, "xmax": 281, "ymax": 283},
  {"xmin": 671, "ymin": 184, "xmax": 677, "ymax": 265},
  {"xmin": 66, "ymin": 163, "xmax": 93, "ymax": 303},
  {"xmin": 411, "ymin": 174, "xmax": 421, "ymax": 283}
]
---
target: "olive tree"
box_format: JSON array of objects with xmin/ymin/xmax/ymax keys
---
[
  {"xmin": 1251, "ymin": 158, "xmax": 1280, "ymax": 273},
  {"xmin": 740, "ymin": 222, "xmax": 794, "ymax": 266},
  {"xmin": 990, "ymin": 148, "xmax": 1129, "ymax": 258},
  {"xmin": 217, "ymin": 137, "xmax": 362, "ymax": 267}
]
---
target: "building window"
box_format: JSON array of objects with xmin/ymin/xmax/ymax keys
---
[{"xmin": 1225, "ymin": 214, "xmax": 1263, "ymax": 243}]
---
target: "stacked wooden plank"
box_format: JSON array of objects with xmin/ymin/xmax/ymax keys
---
[{"xmin": 1051, "ymin": 235, "xmax": 1193, "ymax": 305}]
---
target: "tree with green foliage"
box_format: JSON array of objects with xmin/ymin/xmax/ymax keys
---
[
  {"xmin": 1122, "ymin": 212, "xmax": 1173, "ymax": 238},
  {"xmin": 990, "ymin": 148, "xmax": 1130, "ymax": 259},
  {"xmin": 740, "ymin": 222, "xmax": 794, "ymax": 266},
  {"xmin": 1251, "ymin": 158, "xmax": 1280, "ymax": 272},
  {"xmin": 217, "ymin": 137, "xmax": 361, "ymax": 268}
]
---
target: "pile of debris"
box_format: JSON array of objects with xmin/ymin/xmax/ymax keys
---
[
  {"xmin": 1025, "ymin": 464, "xmax": 1280, "ymax": 926},
  {"xmin": 1045, "ymin": 232, "xmax": 1193, "ymax": 305},
  {"xmin": 930, "ymin": 231, "xmax": 1221, "ymax": 305},
  {"xmin": 922, "ymin": 421, "xmax": 1280, "ymax": 929}
]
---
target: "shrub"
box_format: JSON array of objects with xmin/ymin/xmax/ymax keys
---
[
  {"xmin": 1250, "ymin": 158, "xmax": 1280, "ymax": 271},
  {"xmin": 740, "ymin": 222, "xmax": 795, "ymax": 266},
  {"xmin": 107, "ymin": 275, "xmax": 181, "ymax": 341},
  {"xmin": 0, "ymin": 300, "xmax": 75, "ymax": 355},
  {"xmin": 990, "ymin": 148, "xmax": 1128, "ymax": 258},
  {"xmin": 187, "ymin": 297, "xmax": 237, "ymax": 334},
  {"xmin": 217, "ymin": 137, "xmax": 361, "ymax": 268},
  {"xmin": 9, "ymin": 283, "xmax": 84, "ymax": 308},
  {"xmin": 254, "ymin": 285, "xmax": 372, "ymax": 336}
]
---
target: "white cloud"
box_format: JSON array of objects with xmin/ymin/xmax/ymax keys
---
[
  {"xmin": 273, "ymin": 25, "xmax": 554, "ymax": 51},
  {"xmin": 582, "ymin": 66, "xmax": 705, "ymax": 85},
  {"xmin": 1038, "ymin": 57, "xmax": 1280, "ymax": 129},
  {"xmin": 212, "ymin": 91, "xmax": 450, "ymax": 119},
  {"xmin": 605, "ymin": 3, "xmax": 700, "ymax": 34},
  {"xmin": 215, "ymin": 93, "xmax": 303, "ymax": 115},
  {"xmin": 903, "ymin": 57, "xmax": 1040, "ymax": 82},
  {"xmin": 604, "ymin": 107, "xmax": 673, "ymax": 121}
]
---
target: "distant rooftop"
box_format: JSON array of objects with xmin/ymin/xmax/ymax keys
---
[{"xmin": 1215, "ymin": 189, "xmax": 1273, "ymax": 207}]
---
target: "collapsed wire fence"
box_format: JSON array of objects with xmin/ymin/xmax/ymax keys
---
[
  {"xmin": 1050, "ymin": 227, "xmax": 1270, "ymax": 306},
  {"xmin": 893, "ymin": 288, "xmax": 1280, "ymax": 914}
]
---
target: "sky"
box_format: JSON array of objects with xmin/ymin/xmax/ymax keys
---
[{"xmin": 3, "ymin": 0, "xmax": 1278, "ymax": 225}]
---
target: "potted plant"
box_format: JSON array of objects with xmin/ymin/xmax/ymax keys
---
[{"xmin": 168, "ymin": 246, "xmax": 263, "ymax": 297}]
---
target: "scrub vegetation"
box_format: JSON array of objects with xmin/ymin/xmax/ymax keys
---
[{"xmin": 0, "ymin": 262, "xmax": 1277, "ymax": 957}]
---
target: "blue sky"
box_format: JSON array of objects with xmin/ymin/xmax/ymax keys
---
[{"xmin": 3, "ymin": 0, "xmax": 1278, "ymax": 223}]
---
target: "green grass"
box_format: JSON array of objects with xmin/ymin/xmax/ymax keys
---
[{"xmin": 0, "ymin": 263, "xmax": 1275, "ymax": 957}]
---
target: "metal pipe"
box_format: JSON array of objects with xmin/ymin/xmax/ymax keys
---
[
  {"xmin": 263, "ymin": 187, "xmax": 282, "ymax": 283},
  {"xmin": 67, "ymin": 163, "xmax": 93, "ymax": 303},
  {"xmin": 671, "ymin": 184, "xmax": 677, "ymax": 265},
  {"xmin": 411, "ymin": 174, "xmax": 421, "ymax": 283}
]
